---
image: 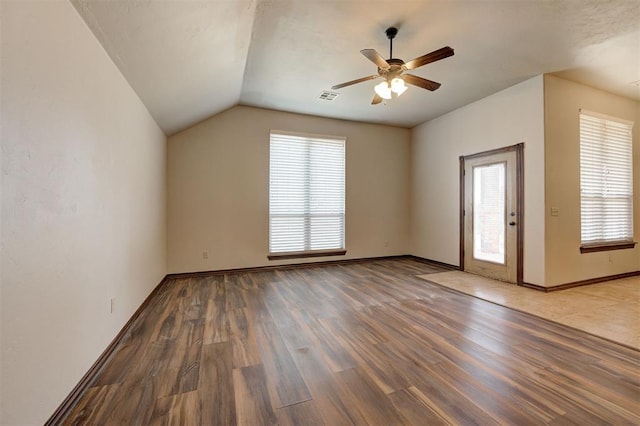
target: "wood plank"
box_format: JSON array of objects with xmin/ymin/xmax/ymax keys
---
[
  {"xmin": 306, "ymin": 319, "xmax": 357, "ymax": 373},
  {"xmin": 286, "ymin": 345, "xmax": 369, "ymax": 425},
  {"xmin": 150, "ymin": 390, "xmax": 201, "ymax": 425},
  {"xmin": 203, "ymin": 299, "xmax": 229, "ymax": 343},
  {"xmin": 335, "ymin": 367, "xmax": 406, "ymax": 425},
  {"xmin": 62, "ymin": 384, "xmax": 121, "ymax": 425},
  {"xmin": 55, "ymin": 258, "xmax": 640, "ymax": 425},
  {"xmin": 229, "ymin": 308, "xmax": 261, "ymax": 368},
  {"xmin": 255, "ymin": 320, "xmax": 312, "ymax": 407},
  {"xmin": 197, "ymin": 342, "xmax": 236, "ymax": 425},
  {"xmin": 233, "ymin": 365, "xmax": 278, "ymax": 426},
  {"xmin": 318, "ymin": 316, "xmax": 409, "ymax": 394},
  {"xmin": 156, "ymin": 318, "xmax": 204, "ymax": 398},
  {"xmin": 275, "ymin": 400, "xmax": 324, "ymax": 426},
  {"xmin": 387, "ymin": 386, "xmax": 450, "ymax": 425}
]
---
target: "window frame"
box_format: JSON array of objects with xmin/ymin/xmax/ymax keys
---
[
  {"xmin": 578, "ymin": 109, "xmax": 636, "ymax": 253},
  {"xmin": 268, "ymin": 130, "xmax": 347, "ymax": 260}
]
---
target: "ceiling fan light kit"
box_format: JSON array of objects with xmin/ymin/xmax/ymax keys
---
[
  {"xmin": 332, "ymin": 27, "xmax": 454, "ymax": 105},
  {"xmin": 374, "ymin": 78, "xmax": 407, "ymax": 100}
]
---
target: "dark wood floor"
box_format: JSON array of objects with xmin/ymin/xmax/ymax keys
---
[{"xmin": 63, "ymin": 258, "xmax": 640, "ymax": 425}]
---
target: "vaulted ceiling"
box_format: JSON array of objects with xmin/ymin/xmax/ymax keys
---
[{"xmin": 71, "ymin": 0, "xmax": 640, "ymax": 136}]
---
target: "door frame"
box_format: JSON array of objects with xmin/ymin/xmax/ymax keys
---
[{"xmin": 459, "ymin": 143, "xmax": 524, "ymax": 285}]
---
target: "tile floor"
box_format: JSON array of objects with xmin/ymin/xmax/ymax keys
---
[{"xmin": 418, "ymin": 271, "xmax": 640, "ymax": 349}]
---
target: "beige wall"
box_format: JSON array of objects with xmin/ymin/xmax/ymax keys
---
[
  {"xmin": 410, "ymin": 76, "xmax": 546, "ymax": 285},
  {"xmin": 168, "ymin": 105, "xmax": 410, "ymax": 272},
  {"xmin": 0, "ymin": 1, "xmax": 167, "ymax": 424},
  {"xmin": 544, "ymin": 75, "xmax": 640, "ymax": 286},
  {"xmin": 1, "ymin": 5, "xmax": 636, "ymax": 423}
]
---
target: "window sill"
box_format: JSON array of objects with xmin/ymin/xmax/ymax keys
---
[
  {"xmin": 580, "ymin": 241, "xmax": 637, "ymax": 253},
  {"xmin": 268, "ymin": 249, "xmax": 347, "ymax": 261}
]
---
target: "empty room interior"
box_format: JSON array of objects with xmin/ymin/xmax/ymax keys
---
[{"xmin": 1, "ymin": 0, "xmax": 639, "ymax": 424}]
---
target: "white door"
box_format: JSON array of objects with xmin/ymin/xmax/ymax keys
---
[{"xmin": 461, "ymin": 145, "xmax": 522, "ymax": 283}]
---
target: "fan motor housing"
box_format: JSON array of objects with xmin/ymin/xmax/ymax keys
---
[{"xmin": 379, "ymin": 58, "xmax": 406, "ymax": 80}]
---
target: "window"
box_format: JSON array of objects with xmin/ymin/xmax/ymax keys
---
[
  {"xmin": 579, "ymin": 110, "xmax": 635, "ymax": 252},
  {"xmin": 269, "ymin": 131, "xmax": 346, "ymax": 258},
  {"xmin": 473, "ymin": 162, "xmax": 506, "ymax": 264}
]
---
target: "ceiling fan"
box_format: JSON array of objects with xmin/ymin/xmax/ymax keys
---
[{"xmin": 331, "ymin": 27, "xmax": 454, "ymax": 104}]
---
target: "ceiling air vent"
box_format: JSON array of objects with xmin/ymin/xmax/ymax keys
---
[{"xmin": 319, "ymin": 91, "xmax": 339, "ymax": 101}]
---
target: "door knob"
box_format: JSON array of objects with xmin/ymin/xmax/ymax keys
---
[{"xmin": 509, "ymin": 221, "xmax": 516, "ymax": 226}]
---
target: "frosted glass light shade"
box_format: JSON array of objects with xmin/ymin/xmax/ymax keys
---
[
  {"xmin": 374, "ymin": 81, "xmax": 392, "ymax": 99},
  {"xmin": 391, "ymin": 78, "xmax": 407, "ymax": 96}
]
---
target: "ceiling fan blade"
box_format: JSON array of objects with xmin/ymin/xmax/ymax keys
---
[
  {"xmin": 372, "ymin": 93, "xmax": 383, "ymax": 105},
  {"xmin": 404, "ymin": 46, "xmax": 454, "ymax": 70},
  {"xmin": 361, "ymin": 49, "xmax": 390, "ymax": 69},
  {"xmin": 332, "ymin": 75, "xmax": 378, "ymax": 90},
  {"xmin": 403, "ymin": 74, "xmax": 442, "ymax": 91}
]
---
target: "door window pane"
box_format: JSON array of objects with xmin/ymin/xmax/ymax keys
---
[{"xmin": 473, "ymin": 163, "xmax": 506, "ymax": 264}]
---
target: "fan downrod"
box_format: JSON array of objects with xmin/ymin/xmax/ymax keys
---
[{"xmin": 385, "ymin": 27, "xmax": 398, "ymax": 59}]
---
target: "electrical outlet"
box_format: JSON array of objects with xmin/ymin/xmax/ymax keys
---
[
  {"xmin": 202, "ymin": 251, "xmax": 209, "ymax": 259},
  {"xmin": 110, "ymin": 298, "xmax": 115, "ymax": 314}
]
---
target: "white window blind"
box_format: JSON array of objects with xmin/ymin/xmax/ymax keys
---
[
  {"xmin": 579, "ymin": 110, "xmax": 634, "ymax": 245},
  {"xmin": 269, "ymin": 131, "xmax": 345, "ymax": 254}
]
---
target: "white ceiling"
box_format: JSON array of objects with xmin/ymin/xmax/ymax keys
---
[{"xmin": 72, "ymin": 0, "xmax": 640, "ymax": 136}]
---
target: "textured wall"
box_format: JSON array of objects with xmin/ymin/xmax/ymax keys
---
[
  {"xmin": 1, "ymin": 1, "xmax": 167, "ymax": 423},
  {"xmin": 167, "ymin": 105, "xmax": 410, "ymax": 273},
  {"xmin": 411, "ymin": 76, "xmax": 546, "ymax": 285},
  {"xmin": 544, "ymin": 75, "xmax": 640, "ymax": 285}
]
